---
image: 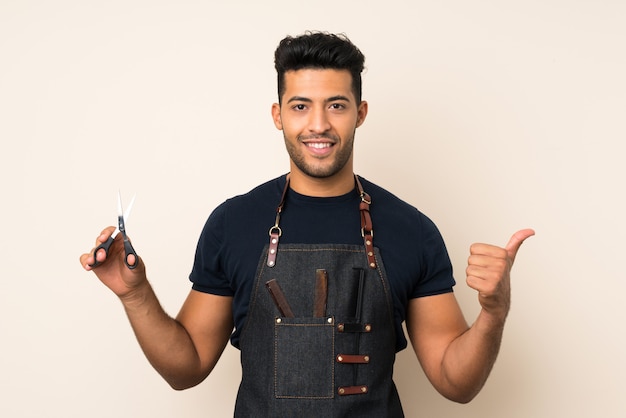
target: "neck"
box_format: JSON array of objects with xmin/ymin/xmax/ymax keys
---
[{"xmin": 288, "ymin": 167, "xmax": 355, "ymax": 197}]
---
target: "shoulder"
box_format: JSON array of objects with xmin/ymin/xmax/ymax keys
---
[
  {"xmin": 359, "ymin": 177, "xmax": 415, "ymax": 210},
  {"xmin": 208, "ymin": 175, "xmax": 287, "ymax": 218},
  {"xmin": 199, "ymin": 175, "xmax": 287, "ymax": 241},
  {"xmin": 224, "ymin": 175, "xmax": 286, "ymax": 207},
  {"xmin": 358, "ymin": 176, "xmax": 447, "ymax": 257},
  {"xmin": 358, "ymin": 176, "xmax": 433, "ymax": 227}
]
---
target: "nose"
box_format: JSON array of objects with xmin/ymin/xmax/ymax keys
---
[{"xmin": 307, "ymin": 106, "xmax": 331, "ymax": 134}]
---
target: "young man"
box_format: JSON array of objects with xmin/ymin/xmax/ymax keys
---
[{"xmin": 81, "ymin": 32, "xmax": 534, "ymax": 417}]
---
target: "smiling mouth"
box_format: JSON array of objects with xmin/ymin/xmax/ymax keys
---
[
  {"xmin": 300, "ymin": 134, "xmax": 338, "ymax": 148},
  {"xmin": 306, "ymin": 142, "xmax": 333, "ymax": 149}
]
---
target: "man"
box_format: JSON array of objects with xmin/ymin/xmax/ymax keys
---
[{"xmin": 81, "ymin": 32, "xmax": 534, "ymax": 417}]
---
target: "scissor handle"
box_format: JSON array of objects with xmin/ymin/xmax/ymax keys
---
[
  {"xmin": 123, "ymin": 235, "xmax": 138, "ymax": 270},
  {"xmin": 89, "ymin": 234, "xmax": 138, "ymax": 270},
  {"xmin": 89, "ymin": 236, "xmax": 115, "ymax": 268}
]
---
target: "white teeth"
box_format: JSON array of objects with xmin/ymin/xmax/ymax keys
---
[{"xmin": 307, "ymin": 142, "xmax": 332, "ymax": 149}]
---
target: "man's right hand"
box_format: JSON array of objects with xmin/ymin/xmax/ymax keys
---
[{"xmin": 80, "ymin": 226, "xmax": 147, "ymax": 299}]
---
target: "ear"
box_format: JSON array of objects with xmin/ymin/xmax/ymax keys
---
[
  {"xmin": 356, "ymin": 100, "xmax": 368, "ymax": 128},
  {"xmin": 271, "ymin": 103, "xmax": 283, "ymax": 130}
]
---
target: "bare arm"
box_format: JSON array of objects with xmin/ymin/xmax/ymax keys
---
[
  {"xmin": 122, "ymin": 286, "xmax": 233, "ymax": 390},
  {"xmin": 407, "ymin": 293, "xmax": 500, "ymax": 403},
  {"xmin": 80, "ymin": 227, "xmax": 233, "ymax": 390},
  {"xmin": 406, "ymin": 229, "xmax": 534, "ymax": 403}
]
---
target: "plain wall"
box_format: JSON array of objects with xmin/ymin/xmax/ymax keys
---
[{"xmin": 1, "ymin": 1, "xmax": 625, "ymax": 417}]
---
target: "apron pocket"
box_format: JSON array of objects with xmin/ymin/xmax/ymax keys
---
[{"xmin": 274, "ymin": 316, "xmax": 335, "ymax": 399}]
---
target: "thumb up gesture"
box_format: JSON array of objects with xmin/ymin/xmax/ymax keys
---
[{"xmin": 466, "ymin": 229, "xmax": 535, "ymax": 320}]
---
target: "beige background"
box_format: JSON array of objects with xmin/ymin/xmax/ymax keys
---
[{"xmin": 2, "ymin": 1, "xmax": 625, "ymax": 417}]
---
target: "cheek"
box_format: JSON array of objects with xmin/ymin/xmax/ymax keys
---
[
  {"xmin": 279, "ymin": 118, "xmax": 302, "ymax": 138},
  {"xmin": 337, "ymin": 120, "xmax": 358, "ymax": 137},
  {"xmin": 281, "ymin": 124, "xmax": 295, "ymax": 138}
]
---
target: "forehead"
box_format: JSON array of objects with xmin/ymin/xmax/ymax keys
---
[{"xmin": 282, "ymin": 69, "xmax": 355, "ymax": 100}]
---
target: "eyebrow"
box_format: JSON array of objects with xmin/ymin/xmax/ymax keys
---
[{"xmin": 286, "ymin": 95, "xmax": 352, "ymax": 104}]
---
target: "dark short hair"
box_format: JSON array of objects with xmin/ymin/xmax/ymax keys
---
[{"xmin": 274, "ymin": 31, "xmax": 365, "ymax": 104}]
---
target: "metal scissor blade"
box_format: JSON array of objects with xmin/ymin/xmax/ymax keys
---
[
  {"xmin": 112, "ymin": 191, "xmax": 139, "ymax": 270},
  {"xmin": 124, "ymin": 193, "xmax": 136, "ymax": 222},
  {"xmin": 117, "ymin": 191, "xmax": 136, "ymax": 223},
  {"xmin": 117, "ymin": 190, "xmax": 124, "ymax": 217}
]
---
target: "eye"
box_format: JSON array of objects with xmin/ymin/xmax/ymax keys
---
[
  {"xmin": 329, "ymin": 103, "xmax": 346, "ymax": 110},
  {"xmin": 292, "ymin": 104, "xmax": 307, "ymax": 111}
]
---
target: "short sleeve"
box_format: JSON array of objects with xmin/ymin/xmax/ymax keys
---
[
  {"xmin": 410, "ymin": 214, "xmax": 455, "ymax": 299},
  {"xmin": 189, "ymin": 203, "xmax": 235, "ymax": 296}
]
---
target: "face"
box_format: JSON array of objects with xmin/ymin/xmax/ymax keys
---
[{"xmin": 272, "ymin": 69, "xmax": 368, "ymax": 181}]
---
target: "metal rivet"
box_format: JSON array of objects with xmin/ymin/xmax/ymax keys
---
[
  {"xmin": 338, "ymin": 388, "xmax": 345, "ymax": 395},
  {"xmin": 337, "ymin": 356, "xmax": 343, "ymax": 362},
  {"xmin": 366, "ymin": 240, "xmax": 371, "ymax": 245},
  {"xmin": 338, "ymin": 324, "xmax": 344, "ymax": 332},
  {"xmin": 368, "ymin": 251, "xmax": 373, "ymax": 256},
  {"xmin": 361, "ymin": 386, "xmax": 367, "ymax": 393},
  {"xmin": 327, "ymin": 317, "xmax": 333, "ymax": 324},
  {"xmin": 276, "ymin": 318, "xmax": 281, "ymax": 323},
  {"xmin": 364, "ymin": 356, "xmax": 370, "ymax": 363},
  {"xmin": 271, "ymin": 238, "xmax": 277, "ymax": 244},
  {"xmin": 270, "ymin": 249, "xmax": 275, "ymax": 254},
  {"xmin": 268, "ymin": 261, "xmax": 274, "ymax": 266},
  {"xmin": 370, "ymin": 262, "xmax": 376, "ymax": 268},
  {"xmin": 364, "ymin": 324, "xmax": 372, "ymax": 332}
]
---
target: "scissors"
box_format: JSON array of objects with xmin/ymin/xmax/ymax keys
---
[{"xmin": 90, "ymin": 192, "xmax": 138, "ymax": 269}]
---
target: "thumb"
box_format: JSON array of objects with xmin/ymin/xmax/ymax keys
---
[{"xmin": 505, "ymin": 228, "xmax": 535, "ymax": 261}]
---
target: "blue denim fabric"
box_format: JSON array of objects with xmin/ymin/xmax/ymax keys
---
[{"xmin": 234, "ymin": 244, "xmax": 404, "ymax": 417}]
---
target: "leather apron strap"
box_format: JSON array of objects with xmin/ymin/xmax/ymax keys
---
[{"xmin": 266, "ymin": 174, "xmax": 377, "ymax": 269}]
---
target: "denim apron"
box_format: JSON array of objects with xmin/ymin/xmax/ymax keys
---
[{"xmin": 234, "ymin": 176, "xmax": 404, "ymax": 417}]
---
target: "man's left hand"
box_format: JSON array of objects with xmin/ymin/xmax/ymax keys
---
[{"xmin": 466, "ymin": 229, "xmax": 535, "ymax": 320}]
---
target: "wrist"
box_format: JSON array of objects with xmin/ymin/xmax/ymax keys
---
[
  {"xmin": 476, "ymin": 308, "xmax": 507, "ymax": 334},
  {"xmin": 119, "ymin": 279, "xmax": 152, "ymax": 309}
]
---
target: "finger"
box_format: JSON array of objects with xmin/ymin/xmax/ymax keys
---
[
  {"xmin": 466, "ymin": 271, "xmax": 500, "ymax": 294},
  {"xmin": 94, "ymin": 247, "xmax": 108, "ymax": 263},
  {"xmin": 126, "ymin": 253, "xmax": 136, "ymax": 268},
  {"xmin": 80, "ymin": 253, "xmax": 94, "ymax": 271},
  {"xmin": 468, "ymin": 254, "xmax": 508, "ymax": 271},
  {"xmin": 95, "ymin": 226, "xmax": 116, "ymax": 245},
  {"xmin": 84, "ymin": 228, "xmax": 116, "ymax": 269},
  {"xmin": 470, "ymin": 243, "xmax": 508, "ymax": 258},
  {"xmin": 504, "ymin": 228, "xmax": 535, "ymax": 260},
  {"xmin": 83, "ymin": 248, "xmax": 107, "ymax": 271}
]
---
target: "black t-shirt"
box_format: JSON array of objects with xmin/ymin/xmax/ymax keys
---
[{"xmin": 190, "ymin": 175, "xmax": 455, "ymax": 351}]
